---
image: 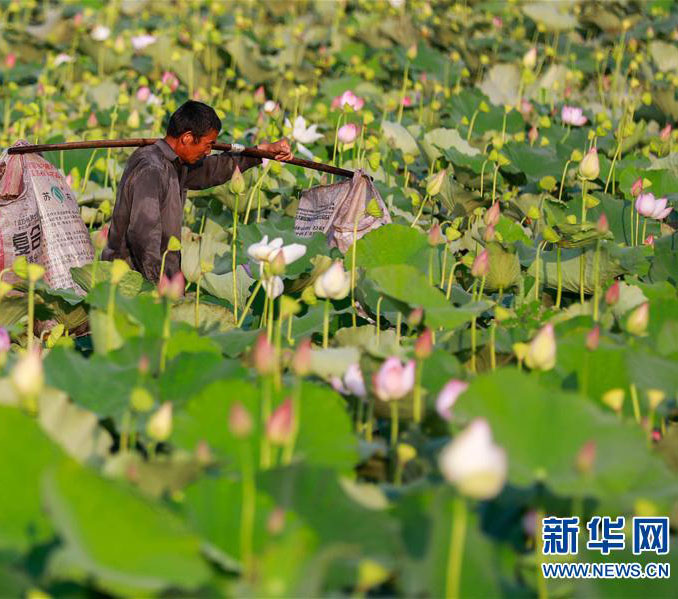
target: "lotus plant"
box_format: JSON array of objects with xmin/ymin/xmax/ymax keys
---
[
  {"xmin": 314, "ymin": 261, "xmax": 351, "ymax": 348},
  {"xmin": 373, "ymin": 357, "xmax": 415, "ymax": 447}
]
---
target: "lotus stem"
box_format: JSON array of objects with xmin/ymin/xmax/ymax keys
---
[
  {"xmin": 593, "ymin": 240, "xmax": 601, "ymax": 322},
  {"xmin": 411, "ymin": 193, "xmax": 430, "ymax": 228},
  {"xmin": 580, "ymin": 179, "xmax": 588, "ymax": 224},
  {"xmin": 490, "ymin": 321, "xmax": 496, "ymax": 371},
  {"xmin": 322, "ymin": 298, "xmax": 330, "ymax": 348},
  {"xmin": 159, "ymin": 299, "xmax": 171, "ymax": 373},
  {"xmin": 413, "ymin": 360, "xmax": 423, "ymax": 424},
  {"xmin": 236, "ymin": 279, "xmax": 263, "ymax": 328},
  {"xmin": 390, "ymin": 401, "xmax": 399, "ymax": 447},
  {"xmin": 397, "ymin": 61, "xmax": 410, "ymax": 124},
  {"xmin": 630, "ymin": 383, "xmax": 641, "ymax": 424},
  {"xmin": 446, "ymin": 261, "xmax": 461, "ymax": 300},
  {"xmin": 579, "ymin": 250, "xmax": 585, "ymax": 305},
  {"xmin": 232, "ymin": 194, "xmax": 240, "ymax": 321},
  {"xmin": 466, "ymin": 109, "xmax": 479, "ymax": 141},
  {"xmin": 440, "ymin": 246, "xmax": 448, "ymax": 289},
  {"xmin": 396, "ymin": 312, "xmax": 402, "ymax": 345},
  {"xmin": 27, "ymin": 278, "xmax": 35, "ymax": 352},
  {"xmin": 446, "ymin": 495, "xmax": 468, "ymax": 599},
  {"xmin": 558, "ymin": 160, "xmax": 571, "ymax": 203},
  {"xmin": 106, "ymin": 280, "xmax": 119, "ymax": 353},
  {"xmin": 556, "ymin": 246, "xmax": 563, "ymax": 309}
]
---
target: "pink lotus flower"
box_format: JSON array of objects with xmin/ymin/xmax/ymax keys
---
[
  {"xmin": 373, "ymin": 357, "xmax": 415, "ymax": 401},
  {"xmin": 605, "ymin": 281, "xmax": 620, "ymax": 305},
  {"xmin": 586, "ymin": 326, "xmax": 600, "ymax": 351},
  {"xmin": 254, "ymin": 85, "xmax": 265, "ymax": 103},
  {"xmin": 660, "ymin": 124, "xmax": 672, "ymax": 141},
  {"xmin": 161, "ymin": 71, "xmax": 179, "ymax": 92},
  {"xmin": 337, "ymin": 123, "xmax": 359, "ymax": 144},
  {"xmin": 561, "ymin": 105, "xmax": 587, "ymax": 126},
  {"xmin": 414, "ymin": 328, "xmax": 433, "ymax": 359},
  {"xmin": 87, "ymin": 112, "xmax": 98, "ymax": 128},
  {"xmin": 484, "ymin": 202, "xmax": 500, "ymax": 227},
  {"xmin": 331, "ymin": 363, "xmax": 366, "ymax": 398},
  {"xmin": 136, "ymin": 86, "xmax": 151, "ymax": 102},
  {"xmin": 331, "ymin": 90, "xmax": 365, "ymax": 112},
  {"xmin": 402, "ymin": 95, "xmax": 413, "ymax": 107},
  {"xmin": 492, "ymin": 16, "xmax": 503, "ymax": 28},
  {"xmin": 267, "ymin": 398, "xmax": 293, "ymax": 444},
  {"xmin": 635, "ymin": 193, "xmax": 672, "ymax": 220},
  {"xmin": 644, "ymin": 234, "xmax": 655, "ymax": 246},
  {"xmin": 436, "ymin": 380, "xmax": 469, "ymax": 421},
  {"xmin": 519, "ymin": 99, "xmax": 533, "ymax": 117}
]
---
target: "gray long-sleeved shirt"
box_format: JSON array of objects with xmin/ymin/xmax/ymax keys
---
[{"xmin": 102, "ymin": 139, "xmax": 260, "ymax": 282}]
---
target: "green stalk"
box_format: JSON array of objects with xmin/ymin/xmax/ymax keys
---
[
  {"xmin": 413, "ymin": 361, "xmax": 423, "ymax": 424},
  {"xmin": 396, "ymin": 312, "xmax": 402, "ymax": 345},
  {"xmin": 445, "ymin": 495, "xmax": 468, "ymax": 599},
  {"xmin": 239, "ymin": 442, "xmax": 255, "ymax": 578},
  {"xmin": 630, "ymin": 383, "xmax": 641, "ymax": 424},
  {"xmin": 491, "ymin": 164, "xmax": 500, "ymax": 205},
  {"xmin": 236, "ymin": 279, "xmax": 263, "ymax": 328},
  {"xmin": 440, "ymin": 246, "xmax": 448, "ymax": 289},
  {"xmin": 579, "ymin": 249, "xmax": 586, "ymax": 305},
  {"xmin": 27, "ymin": 279, "xmax": 35, "ymax": 352},
  {"xmin": 106, "ymin": 280, "xmax": 118, "ymax": 352},
  {"xmin": 331, "ymin": 113, "xmax": 344, "ymax": 171},
  {"xmin": 593, "ymin": 240, "xmax": 601, "ymax": 322},
  {"xmin": 283, "ymin": 378, "xmax": 301, "ymax": 464},
  {"xmin": 266, "ymin": 293, "xmax": 275, "ymax": 342},
  {"xmin": 556, "ymin": 246, "xmax": 563, "ymax": 309},
  {"xmin": 159, "ymin": 248, "xmax": 170, "ymax": 282},
  {"xmin": 390, "ymin": 401, "xmax": 399, "ymax": 447},
  {"xmin": 322, "ymin": 298, "xmax": 331, "ymax": 348},
  {"xmin": 232, "ymin": 193, "xmax": 240, "ymax": 321},
  {"xmin": 396, "ymin": 61, "xmax": 410, "ymax": 124},
  {"xmin": 580, "ymin": 179, "xmax": 588, "ymax": 224},
  {"xmin": 159, "ymin": 299, "xmax": 171, "ymax": 373},
  {"xmin": 376, "ymin": 296, "xmax": 383, "ymax": 342},
  {"xmin": 557, "ymin": 160, "xmax": 571, "ymax": 203},
  {"xmin": 411, "ymin": 193, "xmax": 430, "ymax": 228},
  {"xmin": 534, "ymin": 242, "xmax": 542, "ymax": 302},
  {"xmin": 641, "ymin": 218, "xmax": 647, "ymax": 244},
  {"xmin": 80, "ymin": 149, "xmax": 99, "ymax": 194},
  {"xmin": 490, "ymin": 321, "xmax": 496, "ymax": 371},
  {"xmin": 466, "ymin": 109, "xmax": 479, "ymax": 141},
  {"xmin": 195, "ymin": 273, "xmax": 202, "ymax": 328},
  {"xmin": 260, "ymin": 377, "xmax": 272, "ymax": 469},
  {"xmin": 446, "ymin": 262, "xmax": 460, "ymax": 300}
]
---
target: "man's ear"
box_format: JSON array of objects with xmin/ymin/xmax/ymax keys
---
[{"xmin": 179, "ymin": 131, "xmax": 196, "ymax": 146}]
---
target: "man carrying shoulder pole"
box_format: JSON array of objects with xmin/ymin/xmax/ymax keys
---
[{"xmin": 102, "ymin": 100, "xmax": 292, "ymax": 282}]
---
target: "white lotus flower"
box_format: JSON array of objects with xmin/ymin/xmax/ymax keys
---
[
  {"xmin": 247, "ymin": 235, "xmax": 306, "ymax": 267},
  {"xmin": 131, "ymin": 34, "xmax": 156, "ymax": 50},
  {"xmin": 263, "ymin": 276, "xmax": 284, "ymax": 299},
  {"xmin": 91, "ymin": 25, "xmax": 111, "ymax": 41},
  {"xmin": 314, "ymin": 261, "xmax": 351, "ymax": 300},
  {"xmin": 285, "ymin": 116, "xmax": 323, "ymax": 144},
  {"xmin": 439, "ymin": 418, "xmax": 507, "ymax": 500}
]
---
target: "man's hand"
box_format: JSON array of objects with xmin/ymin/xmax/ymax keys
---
[{"xmin": 257, "ymin": 138, "xmax": 293, "ymax": 161}]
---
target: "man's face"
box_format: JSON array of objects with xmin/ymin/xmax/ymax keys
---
[{"xmin": 176, "ymin": 129, "xmax": 218, "ymax": 164}]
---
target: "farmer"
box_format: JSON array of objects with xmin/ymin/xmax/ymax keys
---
[{"xmin": 103, "ymin": 100, "xmax": 292, "ymax": 282}]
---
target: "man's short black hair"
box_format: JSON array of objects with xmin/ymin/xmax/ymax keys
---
[{"xmin": 166, "ymin": 100, "xmax": 222, "ymax": 140}]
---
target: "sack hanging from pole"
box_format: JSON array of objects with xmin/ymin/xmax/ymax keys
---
[
  {"xmin": 0, "ymin": 140, "xmax": 94, "ymax": 292},
  {"xmin": 294, "ymin": 169, "xmax": 391, "ymax": 253}
]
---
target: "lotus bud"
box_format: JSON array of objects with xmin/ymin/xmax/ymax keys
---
[
  {"xmin": 228, "ymin": 401, "xmax": 253, "ymax": 438},
  {"xmin": 414, "ymin": 328, "xmax": 433, "ymax": 359},
  {"xmin": 195, "ymin": 440, "xmax": 212, "ymax": 465},
  {"xmin": 167, "ymin": 235, "xmax": 182, "ymax": 251},
  {"xmin": 407, "ymin": 306, "xmax": 424, "ymax": 328},
  {"xmin": 575, "ymin": 440, "xmax": 596, "ymax": 474},
  {"xmin": 127, "ymin": 109, "xmax": 140, "ymax": 129},
  {"xmin": 130, "ymin": 387, "xmax": 154, "ymax": 412},
  {"xmin": 483, "ymin": 225, "xmax": 495, "ymax": 242},
  {"xmin": 366, "ymin": 197, "xmax": 382, "ymax": 218},
  {"xmin": 525, "ymin": 323, "xmax": 556, "ymax": 371},
  {"xmin": 158, "ymin": 272, "xmax": 184, "ymax": 300},
  {"xmin": 253, "ymin": 333, "xmax": 275, "ymax": 375},
  {"xmin": 484, "ymin": 202, "xmax": 500, "ymax": 227},
  {"xmin": 146, "ymin": 401, "xmax": 173, "ymax": 442},
  {"xmin": 438, "ymin": 418, "xmax": 507, "ymax": 500},
  {"xmin": 647, "ymin": 389, "xmax": 665, "ymax": 410},
  {"xmin": 631, "ymin": 177, "xmax": 643, "ymax": 197},
  {"xmin": 644, "ymin": 234, "xmax": 655, "ymax": 246},
  {"xmin": 0, "ymin": 327, "xmax": 10, "ymax": 354},
  {"xmin": 314, "ymin": 260, "xmax": 351, "ymax": 300},
  {"xmin": 626, "ymin": 302, "xmax": 649, "ymax": 335},
  {"xmin": 10, "ymin": 348, "xmax": 44, "ymax": 399},
  {"xmin": 586, "ymin": 325, "xmax": 600, "ymax": 351},
  {"xmin": 426, "ymin": 169, "xmax": 446, "ymax": 197},
  {"xmin": 229, "ymin": 166, "xmax": 246, "ymax": 195},
  {"xmin": 578, "ymin": 147, "xmax": 600, "ymax": 180},
  {"xmin": 596, "ymin": 213, "xmax": 609, "ymax": 234},
  {"xmin": 87, "ymin": 112, "xmax": 98, "ymax": 128},
  {"xmin": 602, "ymin": 388, "xmax": 624, "ymax": 413},
  {"xmin": 528, "ymin": 126, "xmax": 538, "ymax": 144},
  {"xmin": 26, "ymin": 263, "xmax": 45, "ymax": 283},
  {"xmin": 427, "ymin": 222, "xmax": 445, "ymax": 246},
  {"xmin": 605, "ymin": 281, "xmax": 620, "ymax": 305},
  {"xmin": 523, "ymin": 47, "xmax": 537, "ymax": 69},
  {"xmin": 471, "ymin": 249, "xmax": 490, "ymax": 278},
  {"xmin": 253, "ymin": 85, "xmax": 265, "ymax": 103},
  {"xmin": 406, "ymin": 43, "xmax": 418, "ymax": 60},
  {"xmin": 267, "ymin": 507, "xmax": 286, "ymax": 535},
  {"xmin": 266, "ymin": 398, "xmax": 293, "ymax": 445},
  {"xmin": 435, "ymin": 379, "xmax": 469, "ymax": 421},
  {"xmin": 292, "ymin": 338, "xmax": 312, "ymax": 376},
  {"xmin": 110, "ymin": 259, "xmax": 130, "ymax": 284}
]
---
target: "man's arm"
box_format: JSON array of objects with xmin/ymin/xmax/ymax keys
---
[
  {"xmin": 126, "ymin": 168, "xmax": 164, "ymax": 282},
  {"xmin": 184, "ymin": 139, "xmax": 293, "ymax": 190}
]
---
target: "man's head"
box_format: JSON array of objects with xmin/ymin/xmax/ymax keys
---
[{"xmin": 165, "ymin": 101, "xmax": 222, "ymax": 164}]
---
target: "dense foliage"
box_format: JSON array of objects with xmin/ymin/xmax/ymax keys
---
[{"xmin": 1, "ymin": 0, "xmax": 677, "ymax": 597}]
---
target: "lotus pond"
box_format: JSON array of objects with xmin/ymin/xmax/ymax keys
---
[{"xmin": 1, "ymin": 1, "xmax": 678, "ymax": 597}]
